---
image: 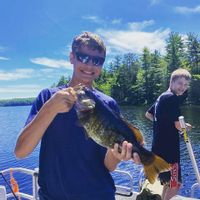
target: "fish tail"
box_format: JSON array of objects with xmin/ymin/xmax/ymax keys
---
[{"xmin": 143, "ymin": 154, "xmax": 171, "ymax": 184}]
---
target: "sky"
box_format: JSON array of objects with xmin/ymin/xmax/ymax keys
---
[{"xmin": 0, "ymin": 0, "xmax": 200, "ymax": 99}]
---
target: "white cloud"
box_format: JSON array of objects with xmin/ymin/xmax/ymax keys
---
[
  {"xmin": 30, "ymin": 57, "xmax": 72, "ymax": 69},
  {"xmin": 96, "ymin": 22, "xmax": 170, "ymax": 55},
  {"xmin": 83, "ymin": 15, "xmax": 122, "ymax": 25},
  {"xmin": 82, "ymin": 16, "xmax": 104, "ymax": 24},
  {"xmin": 174, "ymin": 5, "xmax": 200, "ymax": 14},
  {"xmin": 0, "ymin": 56, "xmax": 9, "ymax": 61},
  {"xmin": 111, "ymin": 19, "xmax": 122, "ymax": 25},
  {"xmin": 0, "ymin": 69, "xmax": 34, "ymax": 81},
  {"xmin": 128, "ymin": 20, "xmax": 155, "ymax": 31},
  {"xmin": 40, "ymin": 68, "xmax": 54, "ymax": 73},
  {"xmin": 0, "ymin": 84, "xmax": 41, "ymax": 93},
  {"xmin": 150, "ymin": 0, "xmax": 161, "ymax": 5},
  {"xmin": 0, "ymin": 84, "xmax": 43, "ymax": 99},
  {"xmin": 0, "ymin": 46, "xmax": 5, "ymax": 52}
]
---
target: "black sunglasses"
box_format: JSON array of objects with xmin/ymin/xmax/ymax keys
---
[{"xmin": 75, "ymin": 52, "xmax": 105, "ymax": 66}]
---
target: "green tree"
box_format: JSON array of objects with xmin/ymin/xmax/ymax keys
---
[
  {"xmin": 187, "ymin": 33, "xmax": 200, "ymax": 74},
  {"xmin": 112, "ymin": 53, "xmax": 139, "ymax": 104},
  {"xmin": 94, "ymin": 69, "xmax": 113, "ymax": 95},
  {"xmin": 130, "ymin": 68, "xmax": 146, "ymax": 104},
  {"xmin": 165, "ymin": 32, "xmax": 185, "ymax": 79},
  {"xmin": 189, "ymin": 75, "xmax": 200, "ymax": 104},
  {"xmin": 52, "ymin": 75, "xmax": 70, "ymax": 87},
  {"xmin": 151, "ymin": 50, "xmax": 167, "ymax": 99},
  {"xmin": 141, "ymin": 47, "xmax": 152, "ymax": 104}
]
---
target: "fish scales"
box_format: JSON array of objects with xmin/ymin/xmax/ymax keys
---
[{"xmin": 75, "ymin": 85, "xmax": 171, "ymax": 184}]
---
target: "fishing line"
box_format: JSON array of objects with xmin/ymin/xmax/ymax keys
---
[{"xmin": 0, "ymin": 172, "xmax": 19, "ymax": 200}]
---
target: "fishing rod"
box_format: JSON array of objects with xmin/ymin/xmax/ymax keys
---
[
  {"xmin": 179, "ymin": 116, "xmax": 200, "ymax": 186},
  {"xmin": 0, "ymin": 172, "xmax": 19, "ymax": 200}
]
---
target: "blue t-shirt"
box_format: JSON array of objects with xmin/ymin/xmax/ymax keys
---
[
  {"xmin": 25, "ymin": 85, "xmax": 120, "ymax": 200},
  {"xmin": 147, "ymin": 91, "xmax": 181, "ymax": 163}
]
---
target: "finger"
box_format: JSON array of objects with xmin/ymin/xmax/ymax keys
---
[
  {"xmin": 113, "ymin": 143, "xmax": 119, "ymax": 153},
  {"xmin": 120, "ymin": 141, "xmax": 128, "ymax": 160},
  {"xmin": 186, "ymin": 123, "xmax": 192, "ymax": 128},
  {"xmin": 73, "ymin": 83, "xmax": 83, "ymax": 91},
  {"xmin": 68, "ymin": 87, "xmax": 77, "ymax": 97},
  {"xmin": 64, "ymin": 98, "xmax": 76, "ymax": 106},
  {"xmin": 112, "ymin": 144, "xmax": 121, "ymax": 161},
  {"xmin": 133, "ymin": 152, "xmax": 141, "ymax": 164},
  {"xmin": 124, "ymin": 143, "xmax": 132, "ymax": 161},
  {"xmin": 62, "ymin": 89, "xmax": 77, "ymax": 102}
]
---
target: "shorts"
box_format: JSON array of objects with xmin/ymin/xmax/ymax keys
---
[{"xmin": 159, "ymin": 163, "xmax": 182, "ymax": 188}]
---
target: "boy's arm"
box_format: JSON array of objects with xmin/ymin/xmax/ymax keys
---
[
  {"xmin": 15, "ymin": 88, "xmax": 77, "ymax": 158},
  {"xmin": 145, "ymin": 111, "xmax": 154, "ymax": 122},
  {"xmin": 145, "ymin": 103, "xmax": 155, "ymax": 122},
  {"xmin": 174, "ymin": 121, "xmax": 192, "ymax": 132}
]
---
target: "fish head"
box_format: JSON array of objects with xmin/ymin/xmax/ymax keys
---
[{"xmin": 75, "ymin": 85, "xmax": 96, "ymax": 112}]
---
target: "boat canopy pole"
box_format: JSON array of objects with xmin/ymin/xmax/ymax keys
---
[{"xmin": 179, "ymin": 116, "xmax": 200, "ymax": 186}]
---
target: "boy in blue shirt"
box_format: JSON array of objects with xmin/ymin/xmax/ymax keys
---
[
  {"xmin": 145, "ymin": 68, "xmax": 191, "ymax": 200},
  {"xmin": 15, "ymin": 32, "xmax": 140, "ymax": 200}
]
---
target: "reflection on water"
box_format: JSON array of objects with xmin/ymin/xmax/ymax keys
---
[{"xmin": 0, "ymin": 105, "xmax": 199, "ymax": 197}]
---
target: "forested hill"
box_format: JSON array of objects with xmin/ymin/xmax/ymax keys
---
[
  {"xmin": 54, "ymin": 32, "xmax": 200, "ymax": 105},
  {"xmin": 2, "ymin": 32, "xmax": 200, "ymax": 106},
  {"xmin": 0, "ymin": 98, "xmax": 35, "ymax": 107}
]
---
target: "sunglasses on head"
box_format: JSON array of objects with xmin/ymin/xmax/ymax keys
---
[{"xmin": 75, "ymin": 52, "xmax": 105, "ymax": 66}]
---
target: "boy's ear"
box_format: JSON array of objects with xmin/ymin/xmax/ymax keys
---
[
  {"xmin": 169, "ymin": 79, "xmax": 174, "ymax": 87},
  {"xmin": 70, "ymin": 52, "xmax": 74, "ymax": 64}
]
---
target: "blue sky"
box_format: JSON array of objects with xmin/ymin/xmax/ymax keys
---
[{"xmin": 0, "ymin": 0, "xmax": 200, "ymax": 99}]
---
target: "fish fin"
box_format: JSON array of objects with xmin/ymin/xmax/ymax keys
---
[
  {"xmin": 125, "ymin": 121, "xmax": 144, "ymax": 145},
  {"xmin": 143, "ymin": 154, "xmax": 171, "ymax": 184}
]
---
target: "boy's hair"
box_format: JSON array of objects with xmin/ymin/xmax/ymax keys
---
[
  {"xmin": 72, "ymin": 32, "xmax": 106, "ymax": 57},
  {"xmin": 170, "ymin": 68, "xmax": 191, "ymax": 83}
]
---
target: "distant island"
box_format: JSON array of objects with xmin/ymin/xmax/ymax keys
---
[{"xmin": 0, "ymin": 97, "xmax": 35, "ymax": 107}]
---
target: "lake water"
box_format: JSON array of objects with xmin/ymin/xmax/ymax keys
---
[{"xmin": 0, "ymin": 105, "xmax": 200, "ymax": 198}]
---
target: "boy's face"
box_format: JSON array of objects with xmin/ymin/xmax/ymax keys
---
[
  {"xmin": 170, "ymin": 77, "xmax": 190, "ymax": 96},
  {"xmin": 70, "ymin": 46, "xmax": 105, "ymax": 85}
]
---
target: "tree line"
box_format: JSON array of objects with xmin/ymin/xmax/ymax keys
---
[
  {"xmin": 55, "ymin": 32, "xmax": 200, "ymax": 105},
  {"xmin": 2, "ymin": 32, "xmax": 199, "ymax": 107},
  {"xmin": 0, "ymin": 98, "xmax": 35, "ymax": 107}
]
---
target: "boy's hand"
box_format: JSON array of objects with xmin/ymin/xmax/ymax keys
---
[
  {"xmin": 47, "ymin": 87, "xmax": 77, "ymax": 114},
  {"xmin": 186, "ymin": 123, "xmax": 192, "ymax": 131},
  {"xmin": 112, "ymin": 141, "xmax": 141, "ymax": 164}
]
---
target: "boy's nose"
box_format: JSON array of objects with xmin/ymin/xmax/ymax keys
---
[
  {"xmin": 87, "ymin": 59, "xmax": 94, "ymax": 66},
  {"xmin": 84, "ymin": 61, "xmax": 94, "ymax": 69}
]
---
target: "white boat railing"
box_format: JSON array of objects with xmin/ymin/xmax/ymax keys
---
[
  {"xmin": 191, "ymin": 182, "xmax": 200, "ymax": 198},
  {"xmin": 0, "ymin": 167, "xmax": 39, "ymax": 200},
  {"xmin": 113, "ymin": 169, "xmax": 134, "ymax": 196},
  {"xmin": 1, "ymin": 167, "xmax": 200, "ymax": 199},
  {"xmin": 0, "ymin": 167, "xmax": 136, "ymax": 200}
]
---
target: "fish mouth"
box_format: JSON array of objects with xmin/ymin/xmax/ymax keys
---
[
  {"xmin": 76, "ymin": 98, "xmax": 95, "ymax": 111},
  {"xmin": 75, "ymin": 86, "xmax": 95, "ymax": 111}
]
